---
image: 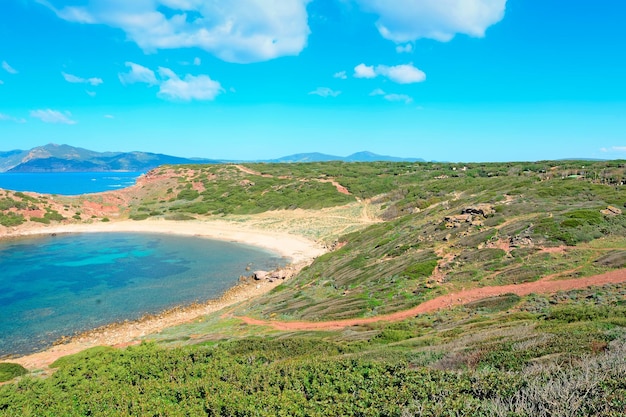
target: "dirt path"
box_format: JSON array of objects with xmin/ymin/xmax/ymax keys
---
[
  {"xmin": 238, "ymin": 268, "xmax": 626, "ymax": 331},
  {"xmin": 233, "ymin": 164, "xmax": 273, "ymax": 178},
  {"xmin": 233, "ymin": 164, "xmax": 353, "ymax": 196}
]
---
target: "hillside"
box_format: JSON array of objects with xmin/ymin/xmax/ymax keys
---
[
  {"xmin": 0, "ymin": 143, "xmax": 219, "ymax": 173},
  {"xmin": 1, "ymin": 159, "xmax": 626, "ymax": 415},
  {"xmin": 268, "ymin": 151, "xmax": 425, "ymax": 163},
  {"xmin": 0, "ymin": 144, "xmax": 425, "ymax": 172}
]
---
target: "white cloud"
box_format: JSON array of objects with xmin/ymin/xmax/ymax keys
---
[
  {"xmin": 356, "ymin": 63, "xmax": 426, "ymax": 84},
  {"xmin": 356, "ymin": 0, "xmax": 507, "ymax": 43},
  {"xmin": 2, "ymin": 61, "xmax": 17, "ymax": 74},
  {"xmin": 333, "ymin": 71, "xmax": 347, "ymax": 80},
  {"xmin": 118, "ymin": 62, "xmax": 158, "ymax": 86},
  {"xmin": 30, "ymin": 109, "xmax": 77, "ymax": 125},
  {"xmin": 0, "ymin": 113, "xmax": 26, "ymax": 123},
  {"xmin": 383, "ymin": 93, "xmax": 413, "ymax": 104},
  {"xmin": 377, "ymin": 63, "xmax": 426, "ymax": 84},
  {"xmin": 86, "ymin": 90, "xmax": 97, "ymax": 97},
  {"xmin": 157, "ymin": 67, "xmax": 223, "ymax": 101},
  {"xmin": 62, "ymin": 72, "xmax": 103, "ymax": 86},
  {"xmin": 601, "ymin": 146, "xmax": 626, "ymax": 153},
  {"xmin": 40, "ymin": 0, "xmax": 311, "ymax": 64},
  {"xmin": 369, "ymin": 88, "xmax": 413, "ymax": 104},
  {"xmin": 309, "ymin": 87, "xmax": 341, "ymax": 98},
  {"xmin": 193, "ymin": 57, "xmax": 201, "ymax": 66},
  {"xmin": 354, "ymin": 63, "xmax": 376, "ymax": 79},
  {"xmin": 396, "ymin": 43, "xmax": 413, "ymax": 53},
  {"xmin": 104, "ymin": 114, "xmax": 115, "ymax": 119},
  {"xmin": 118, "ymin": 62, "xmax": 223, "ymax": 101}
]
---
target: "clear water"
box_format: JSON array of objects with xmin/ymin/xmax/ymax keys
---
[
  {"xmin": 0, "ymin": 172, "xmax": 142, "ymax": 195},
  {"xmin": 0, "ymin": 232, "xmax": 284, "ymax": 357}
]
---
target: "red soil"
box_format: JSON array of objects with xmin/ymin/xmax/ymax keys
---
[{"xmin": 238, "ymin": 268, "xmax": 626, "ymax": 331}]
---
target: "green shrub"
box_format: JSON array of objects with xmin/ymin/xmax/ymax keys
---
[
  {"xmin": 465, "ymin": 294, "xmax": 521, "ymax": 313},
  {"xmin": 0, "ymin": 363, "xmax": 28, "ymax": 382},
  {"xmin": 29, "ymin": 217, "xmax": 50, "ymax": 224},
  {"xmin": 403, "ymin": 259, "xmax": 438, "ymax": 279},
  {"xmin": 130, "ymin": 213, "xmax": 149, "ymax": 221},
  {"xmin": 44, "ymin": 210, "xmax": 64, "ymax": 222},
  {"xmin": 177, "ymin": 189, "xmax": 200, "ymax": 201},
  {"xmin": 0, "ymin": 213, "xmax": 25, "ymax": 227},
  {"xmin": 546, "ymin": 305, "xmax": 626, "ymax": 323}
]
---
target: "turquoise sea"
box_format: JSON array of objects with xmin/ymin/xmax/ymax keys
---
[
  {"xmin": 0, "ymin": 232, "xmax": 284, "ymax": 357},
  {"xmin": 0, "ymin": 172, "xmax": 142, "ymax": 195}
]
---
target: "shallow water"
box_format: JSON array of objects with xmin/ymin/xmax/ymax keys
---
[
  {"xmin": 0, "ymin": 232, "xmax": 284, "ymax": 357},
  {"xmin": 0, "ymin": 172, "xmax": 142, "ymax": 195}
]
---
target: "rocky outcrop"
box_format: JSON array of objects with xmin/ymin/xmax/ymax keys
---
[
  {"xmin": 444, "ymin": 214, "xmax": 473, "ymax": 228},
  {"xmin": 250, "ymin": 267, "xmax": 294, "ymax": 283},
  {"xmin": 462, "ymin": 204, "xmax": 495, "ymax": 217},
  {"xmin": 601, "ymin": 205, "xmax": 623, "ymax": 216},
  {"xmin": 253, "ymin": 271, "xmax": 268, "ymax": 280},
  {"xmin": 444, "ymin": 204, "xmax": 496, "ymax": 228}
]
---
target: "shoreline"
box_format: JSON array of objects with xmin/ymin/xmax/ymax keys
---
[{"xmin": 0, "ymin": 219, "xmax": 326, "ymax": 370}]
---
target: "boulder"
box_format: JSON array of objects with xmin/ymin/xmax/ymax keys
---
[
  {"xmin": 604, "ymin": 205, "xmax": 623, "ymax": 215},
  {"xmin": 462, "ymin": 204, "xmax": 495, "ymax": 218},
  {"xmin": 444, "ymin": 214, "xmax": 473, "ymax": 223},
  {"xmin": 253, "ymin": 270, "xmax": 268, "ymax": 280}
]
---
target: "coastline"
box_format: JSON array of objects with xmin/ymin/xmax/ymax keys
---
[{"xmin": 0, "ymin": 219, "xmax": 326, "ymax": 371}]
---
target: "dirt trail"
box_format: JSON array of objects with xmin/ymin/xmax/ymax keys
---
[
  {"xmin": 238, "ymin": 268, "xmax": 626, "ymax": 331},
  {"xmin": 233, "ymin": 164, "xmax": 273, "ymax": 178},
  {"xmin": 233, "ymin": 164, "xmax": 352, "ymax": 196}
]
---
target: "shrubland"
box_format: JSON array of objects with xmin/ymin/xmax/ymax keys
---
[{"xmin": 1, "ymin": 159, "xmax": 626, "ymax": 416}]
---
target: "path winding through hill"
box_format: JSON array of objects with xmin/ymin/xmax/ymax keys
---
[{"xmin": 238, "ymin": 268, "xmax": 626, "ymax": 331}]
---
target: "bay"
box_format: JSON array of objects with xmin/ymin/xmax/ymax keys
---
[
  {"xmin": 0, "ymin": 172, "xmax": 142, "ymax": 195},
  {"xmin": 0, "ymin": 232, "xmax": 284, "ymax": 357}
]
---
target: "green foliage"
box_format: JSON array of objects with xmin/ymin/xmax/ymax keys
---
[
  {"xmin": 0, "ymin": 197, "xmax": 27, "ymax": 211},
  {"xmin": 0, "ymin": 363, "xmax": 27, "ymax": 382},
  {"xmin": 0, "ymin": 212, "xmax": 25, "ymax": 227},
  {"xmin": 0, "ymin": 340, "xmax": 523, "ymax": 416},
  {"xmin": 43, "ymin": 210, "xmax": 64, "ymax": 222},
  {"xmin": 2, "ymin": 160, "xmax": 626, "ymax": 414},
  {"xmin": 546, "ymin": 304, "xmax": 626, "ymax": 323},
  {"xmin": 176, "ymin": 188, "xmax": 200, "ymax": 201},
  {"xmin": 403, "ymin": 259, "xmax": 438, "ymax": 279},
  {"xmin": 465, "ymin": 294, "xmax": 521, "ymax": 313}
]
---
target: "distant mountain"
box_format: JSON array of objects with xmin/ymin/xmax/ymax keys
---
[
  {"xmin": 269, "ymin": 152, "xmax": 343, "ymax": 163},
  {"xmin": 0, "ymin": 144, "xmax": 220, "ymax": 173},
  {"xmin": 268, "ymin": 151, "xmax": 424, "ymax": 163},
  {"xmin": 0, "ymin": 144, "xmax": 425, "ymax": 173}
]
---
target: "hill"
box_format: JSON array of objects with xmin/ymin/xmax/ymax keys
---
[
  {"xmin": 0, "ymin": 143, "xmax": 219, "ymax": 172},
  {"xmin": 1, "ymin": 159, "xmax": 626, "ymax": 415},
  {"xmin": 268, "ymin": 150, "xmax": 424, "ymax": 163},
  {"xmin": 0, "ymin": 145, "xmax": 425, "ymax": 172}
]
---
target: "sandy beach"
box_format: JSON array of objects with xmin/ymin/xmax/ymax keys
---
[{"xmin": 0, "ymin": 219, "xmax": 326, "ymax": 371}]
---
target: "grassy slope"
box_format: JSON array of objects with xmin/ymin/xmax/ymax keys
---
[{"xmin": 1, "ymin": 160, "xmax": 626, "ymax": 416}]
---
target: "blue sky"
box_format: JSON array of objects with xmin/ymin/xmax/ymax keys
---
[{"xmin": 1, "ymin": 0, "xmax": 625, "ymax": 161}]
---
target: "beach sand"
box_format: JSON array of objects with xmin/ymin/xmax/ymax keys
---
[{"xmin": 0, "ymin": 219, "xmax": 326, "ymax": 371}]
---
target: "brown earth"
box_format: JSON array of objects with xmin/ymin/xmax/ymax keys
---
[{"xmin": 238, "ymin": 268, "xmax": 626, "ymax": 331}]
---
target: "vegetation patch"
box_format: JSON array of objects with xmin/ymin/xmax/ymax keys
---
[
  {"xmin": 465, "ymin": 293, "xmax": 522, "ymax": 313},
  {"xmin": 0, "ymin": 363, "xmax": 28, "ymax": 382}
]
